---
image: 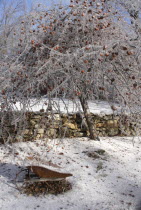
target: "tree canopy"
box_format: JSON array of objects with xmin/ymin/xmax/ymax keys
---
[{"xmin": 1, "ymin": 0, "xmax": 141, "ymax": 140}]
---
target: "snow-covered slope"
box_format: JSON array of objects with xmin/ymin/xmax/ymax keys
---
[
  {"xmin": 0, "ymin": 137, "xmax": 140, "ymax": 210},
  {"xmin": 10, "ymin": 99, "xmax": 121, "ymax": 115}
]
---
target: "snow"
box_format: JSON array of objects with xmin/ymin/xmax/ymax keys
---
[
  {"xmin": 0, "ymin": 98, "xmax": 140, "ymax": 209},
  {"xmin": 0, "ymin": 137, "xmax": 141, "ymax": 210},
  {"xmin": 11, "ymin": 99, "xmax": 121, "ymax": 115}
]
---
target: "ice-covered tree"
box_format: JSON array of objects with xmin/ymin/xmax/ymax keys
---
[
  {"xmin": 0, "ymin": 0, "xmax": 25, "ymax": 57},
  {"xmin": 1, "ymin": 0, "xmax": 141, "ymax": 141}
]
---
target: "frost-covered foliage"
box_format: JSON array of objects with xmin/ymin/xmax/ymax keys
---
[
  {"xmin": 0, "ymin": 0, "xmax": 24, "ymax": 57},
  {"xmin": 0, "ymin": 0, "xmax": 141, "ymax": 142},
  {"xmin": 110, "ymin": 0, "xmax": 141, "ymax": 38}
]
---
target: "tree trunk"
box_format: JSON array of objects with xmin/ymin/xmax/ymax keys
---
[{"xmin": 79, "ymin": 95, "xmax": 100, "ymax": 140}]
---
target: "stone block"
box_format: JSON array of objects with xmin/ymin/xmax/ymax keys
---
[
  {"xmin": 107, "ymin": 128, "xmax": 119, "ymax": 136},
  {"xmin": 96, "ymin": 123, "xmax": 105, "ymax": 128},
  {"xmin": 63, "ymin": 122, "xmax": 77, "ymax": 130},
  {"xmin": 46, "ymin": 129, "xmax": 56, "ymax": 137},
  {"xmin": 22, "ymin": 129, "xmax": 31, "ymax": 135},
  {"xmin": 107, "ymin": 119, "xmax": 118, "ymax": 128},
  {"xmin": 37, "ymin": 129, "xmax": 44, "ymax": 134},
  {"xmin": 36, "ymin": 134, "xmax": 44, "ymax": 139},
  {"xmin": 30, "ymin": 120, "xmax": 36, "ymax": 125},
  {"xmin": 35, "ymin": 124, "xmax": 39, "ymax": 128},
  {"xmin": 32, "ymin": 115, "xmax": 41, "ymax": 119},
  {"xmin": 54, "ymin": 114, "xmax": 61, "ymax": 120}
]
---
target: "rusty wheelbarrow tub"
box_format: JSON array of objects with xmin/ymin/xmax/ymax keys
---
[{"xmin": 25, "ymin": 165, "xmax": 73, "ymax": 182}]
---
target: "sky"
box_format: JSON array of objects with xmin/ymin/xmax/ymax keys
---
[
  {"xmin": 0, "ymin": 0, "xmax": 70, "ymax": 14},
  {"xmin": 0, "ymin": 0, "xmax": 70, "ymax": 21},
  {"xmin": 26, "ymin": 0, "xmax": 70, "ymax": 10}
]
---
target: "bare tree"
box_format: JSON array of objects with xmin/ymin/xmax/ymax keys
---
[
  {"xmin": 0, "ymin": 0, "xmax": 25, "ymax": 56},
  {"xmin": 1, "ymin": 0, "xmax": 141, "ymax": 141},
  {"xmin": 107, "ymin": 0, "xmax": 141, "ymax": 39}
]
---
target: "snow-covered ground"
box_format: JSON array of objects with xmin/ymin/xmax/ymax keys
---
[
  {"xmin": 10, "ymin": 99, "xmax": 122, "ymax": 115},
  {"xmin": 0, "ymin": 137, "xmax": 141, "ymax": 210}
]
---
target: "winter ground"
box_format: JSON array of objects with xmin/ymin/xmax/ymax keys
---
[
  {"xmin": 11, "ymin": 98, "xmax": 122, "ymax": 115},
  {"xmin": 0, "ymin": 136, "xmax": 141, "ymax": 210}
]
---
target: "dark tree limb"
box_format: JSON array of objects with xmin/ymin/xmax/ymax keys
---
[{"xmin": 79, "ymin": 95, "xmax": 100, "ymax": 141}]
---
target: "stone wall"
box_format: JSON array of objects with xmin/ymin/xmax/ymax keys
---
[{"xmin": 0, "ymin": 111, "xmax": 135, "ymax": 143}]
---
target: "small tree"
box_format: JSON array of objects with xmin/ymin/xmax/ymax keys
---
[
  {"xmin": 0, "ymin": 0, "xmax": 25, "ymax": 57},
  {"xmin": 1, "ymin": 0, "xmax": 141, "ymax": 141}
]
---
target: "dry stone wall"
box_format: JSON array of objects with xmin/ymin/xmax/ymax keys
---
[{"xmin": 0, "ymin": 110, "xmax": 135, "ymax": 143}]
